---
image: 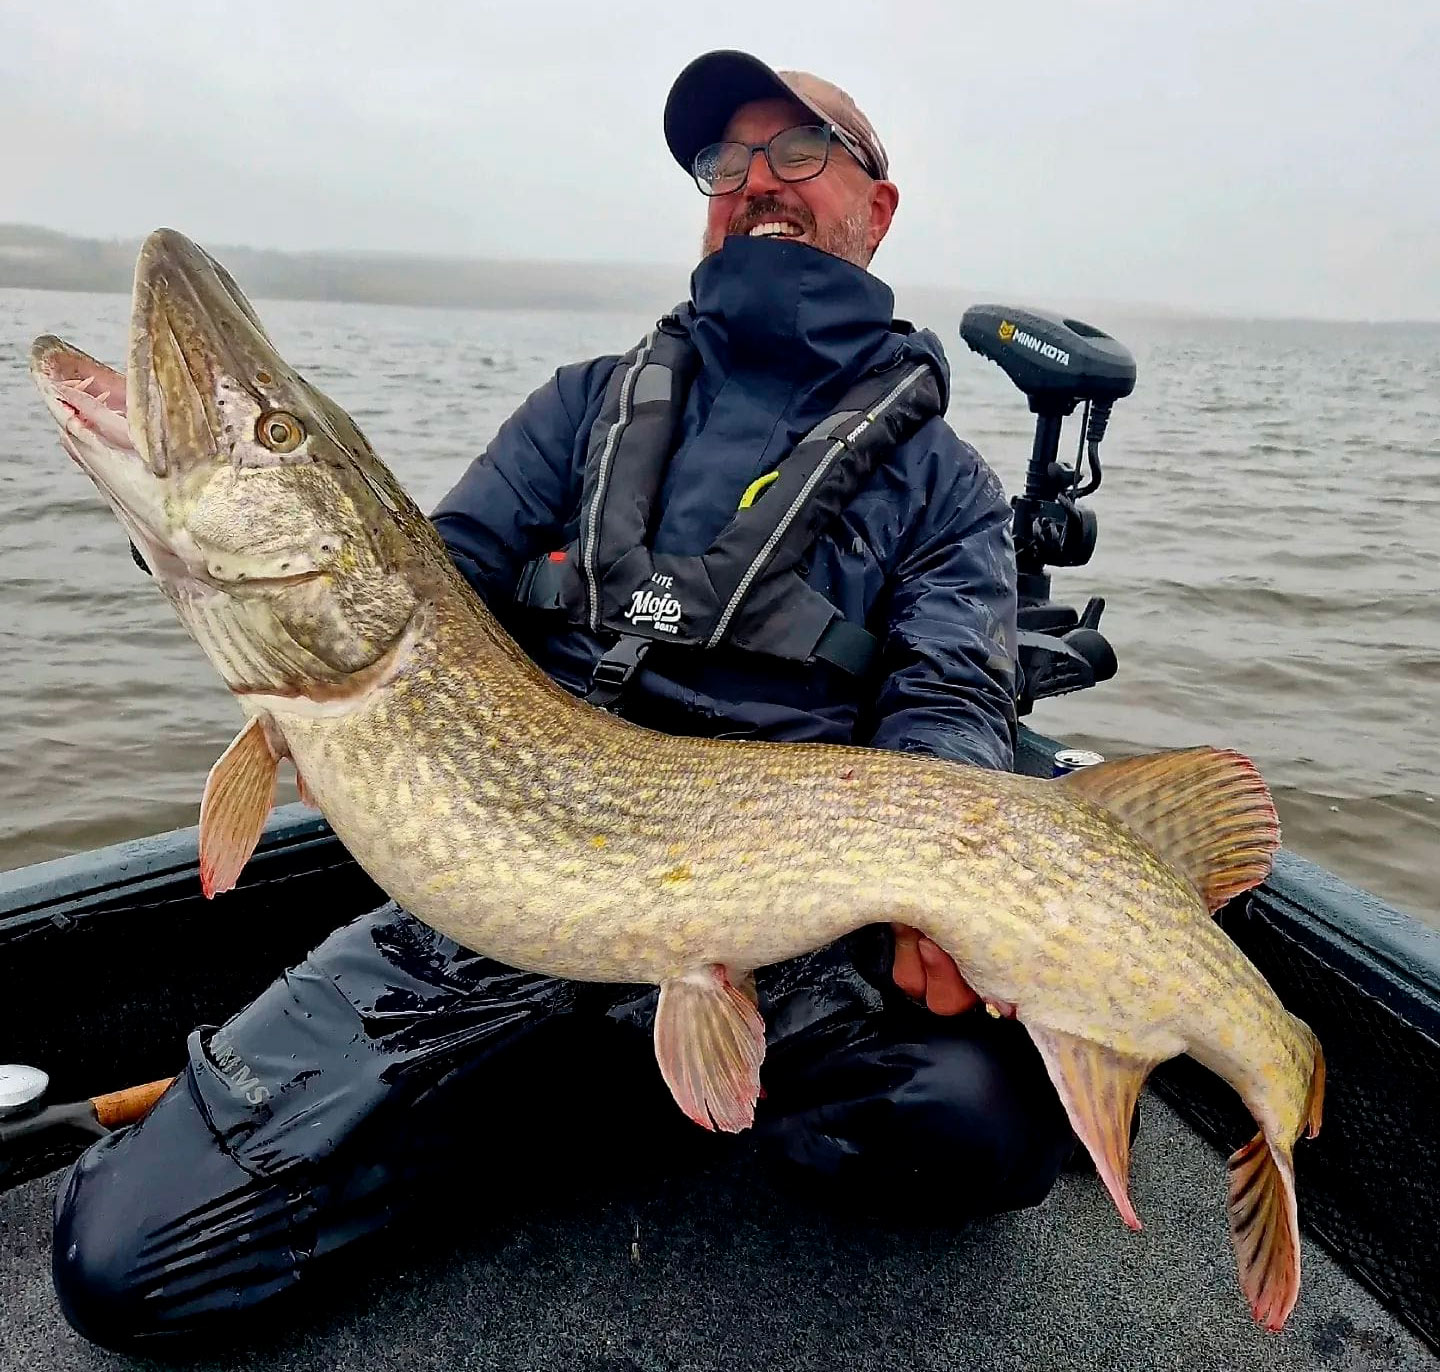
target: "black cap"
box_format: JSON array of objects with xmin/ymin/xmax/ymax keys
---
[{"xmin": 664, "ymin": 50, "xmax": 889, "ymax": 181}]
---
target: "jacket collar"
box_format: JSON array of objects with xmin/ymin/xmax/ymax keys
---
[{"xmin": 686, "ymin": 236, "xmax": 900, "ymax": 383}]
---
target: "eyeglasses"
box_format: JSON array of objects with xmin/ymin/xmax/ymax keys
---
[{"xmin": 690, "ymin": 123, "xmax": 871, "ymax": 197}]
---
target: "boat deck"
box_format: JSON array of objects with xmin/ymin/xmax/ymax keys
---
[{"xmin": 1, "ymin": 1094, "xmax": 1432, "ymax": 1372}]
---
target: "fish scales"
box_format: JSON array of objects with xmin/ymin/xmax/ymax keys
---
[
  {"xmin": 293, "ymin": 604, "xmax": 1310, "ymax": 1136},
  {"xmin": 30, "ymin": 227, "xmax": 1324, "ymax": 1332},
  {"xmin": 283, "ymin": 599, "xmax": 1237, "ymax": 1018},
  {"xmin": 271, "ymin": 584, "xmax": 1275, "ymax": 1056}
]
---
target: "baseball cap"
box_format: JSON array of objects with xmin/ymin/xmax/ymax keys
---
[{"xmin": 663, "ymin": 50, "xmax": 890, "ymax": 182}]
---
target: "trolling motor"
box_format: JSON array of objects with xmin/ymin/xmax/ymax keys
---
[{"xmin": 960, "ymin": 306, "xmax": 1137, "ymax": 715}]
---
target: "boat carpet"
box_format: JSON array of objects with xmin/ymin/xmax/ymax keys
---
[{"xmin": 0, "ymin": 1095, "xmax": 1433, "ymax": 1371}]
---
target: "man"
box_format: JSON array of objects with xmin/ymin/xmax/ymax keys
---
[{"xmin": 51, "ymin": 50, "xmax": 1072, "ymax": 1349}]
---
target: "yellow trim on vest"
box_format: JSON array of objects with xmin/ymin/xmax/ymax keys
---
[{"xmin": 737, "ymin": 470, "xmax": 780, "ymax": 510}]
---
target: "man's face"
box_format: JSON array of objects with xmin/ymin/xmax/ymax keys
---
[{"xmin": 699, "ymin": 98, "xmax": 898, "ymax": 269}]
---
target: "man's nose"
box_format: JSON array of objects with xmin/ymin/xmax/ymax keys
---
[{"xmin": 744, "ymin": 145, "xmax": 784, "ymax": 195}]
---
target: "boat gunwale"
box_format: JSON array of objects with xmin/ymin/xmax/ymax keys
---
[
  {"xmin": 0, "ymin": 803, "xmax": 332, "ymax": 938},
  {"xmin": 4, "ymin": 786, "xmax": 1439, "ymax": 1041}
]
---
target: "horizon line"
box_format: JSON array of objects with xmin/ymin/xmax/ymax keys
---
[{"xmin": 2, "ymin": 223, "xmax": 1435, "ymax": 328}]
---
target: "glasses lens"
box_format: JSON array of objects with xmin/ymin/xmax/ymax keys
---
[
  {"xmin": 694, "ymin": 141, "xmax": 751, "ymax": 195},
  {"xmin": 768, "ymin": 125, "xmax": 830, "ymax": 181}
]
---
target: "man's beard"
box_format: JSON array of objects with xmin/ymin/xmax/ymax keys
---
[{"xmin": 700, "ymin": 195, "xmax": 872, "ymax": 268}]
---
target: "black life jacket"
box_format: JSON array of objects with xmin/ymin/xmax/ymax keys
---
[{"xmin": 515, "ymin": 310, "xmax": 945, "ymax": 706}]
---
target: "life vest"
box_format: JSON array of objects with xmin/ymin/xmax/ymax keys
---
[{"xmin": 514, "ymin": 309, "xmax": 945, "ymax": 706}]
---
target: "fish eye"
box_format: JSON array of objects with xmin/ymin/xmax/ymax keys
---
[{"xmin": 257, "ymin": 410, "xmax": 305, "ymax": 453}]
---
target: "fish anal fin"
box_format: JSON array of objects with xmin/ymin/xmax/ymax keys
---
[
  {"xmin": 655, "ymin": 965, "xmax": 765, "ymax": 1134},
  {"xmin": 1061, "ymin": 747, "xmax": 1280, "ymax": 911},
  {"xmin": 1227, "ymin": 1132, "xmax": 1302, "ymax": 1331},
  {"xmin": 1027, "ymin": 1024, "xmax": 1155, "ymax": 1231},
  {"xmin": 199, "ymin": 716, "xmax": 279, "ymax": 899}
]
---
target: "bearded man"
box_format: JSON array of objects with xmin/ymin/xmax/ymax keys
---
[{"xmin": 51, "ymin": 50, "xmax": 1072, "ymax": 1350}]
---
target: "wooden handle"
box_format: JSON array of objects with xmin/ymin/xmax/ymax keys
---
[{"xmin": 90, "ymin": 1077, "xmax": 176, "ymax": 1129}]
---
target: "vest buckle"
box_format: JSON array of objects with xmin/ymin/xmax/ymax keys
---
[{"xmin": 585, "ymin": 635, "xmax": 653, "ymax": 710}]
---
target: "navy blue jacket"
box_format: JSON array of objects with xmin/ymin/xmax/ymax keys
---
[{"xmin": 433, "ymin": 236, "xmax": 1018, "ymax": 771}]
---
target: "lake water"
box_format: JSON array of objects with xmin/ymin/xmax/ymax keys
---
[{"xmin": 1, "ymin": 288, "xmax": 1436, "ymax": 926}]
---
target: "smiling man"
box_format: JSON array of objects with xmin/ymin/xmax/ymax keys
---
[
  {"xmin": 51, "ymin": 51, "xmax": 1073, "ymax": 1350},
  {"xmin": 691, "ymin": 84, "xmax": 896, "ymax": 266}
]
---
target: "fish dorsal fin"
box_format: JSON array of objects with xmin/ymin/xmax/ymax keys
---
[{"xmin": 1060, "ymin": 747, "xmax": 1279, "ymax": 911}]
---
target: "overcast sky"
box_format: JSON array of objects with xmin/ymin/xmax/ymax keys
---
[{"xmin": 3, "ymin": 0, "xmax": 1436, "ymax": 320}]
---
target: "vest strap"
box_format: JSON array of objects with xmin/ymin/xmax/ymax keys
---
[
  {"xmin": 812, "ymin": 618, "xmax": 879, "ymax": 677},
  {"xmin": 520, "ymin": 554, "xmax": 881, "ymax": 681}
]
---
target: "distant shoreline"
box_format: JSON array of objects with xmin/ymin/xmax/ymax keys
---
[
  {"xmin": 0, "ymin": 223, "xmax": 688, "ymax": 316},
  {"xmin": 4, "ymin": 225, "xmax": 1435, "ymax": 326}
]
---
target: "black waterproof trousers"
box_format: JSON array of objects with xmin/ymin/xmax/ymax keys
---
[{"xmin": 51, "ymin": 901, "xmax": 1073, "ymax": 1350}]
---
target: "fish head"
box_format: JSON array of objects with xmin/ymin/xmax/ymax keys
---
[{"xmin": 30, "ymin": 227, "xmax": 446, "ymax": 702}]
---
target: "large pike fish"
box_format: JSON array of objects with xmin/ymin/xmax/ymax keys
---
[{"xmin": 32, "ymin": 229, "xmax": 1323, "ymax": 1331}]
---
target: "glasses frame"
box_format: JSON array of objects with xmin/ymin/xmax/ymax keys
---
[{"xmin": 690, "ymin": 122, "xmax": 872, "ymax": 197}]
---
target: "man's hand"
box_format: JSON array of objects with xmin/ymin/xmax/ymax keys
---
[{"xmin": 890, "ymin": 924, "xmax": 980, "ymax": 1015}]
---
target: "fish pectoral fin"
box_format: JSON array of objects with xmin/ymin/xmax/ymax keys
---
[
  {"xmin": 1227, "ymin": 1132, "xmax": 1302, "ymax": 1331},
  {"xmin": 1059, "ymin": 747, "xmax": 1279, "ymax": 911},
  {"xmin": 199, "ymin": 716, "xmax": 279, "ymax": 899},
  {"xmin": 1027, "ymin": 1024, "xmax": 1155, "ymax": 1231},
  {"xmin": 654, "ymin": 965, "xmax": 766, "ymax": 1134}
]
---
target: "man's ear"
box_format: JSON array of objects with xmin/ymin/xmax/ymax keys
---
[{"xmin": 867, "ymin": 181, "xmax": 900, "ymax": 260}]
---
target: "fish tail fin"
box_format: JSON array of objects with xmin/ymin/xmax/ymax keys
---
[
  {"xmin": 1059, "ymin": 746, "xmax": 1279, "ymax": 911},
  {"xmin": 1226, "ymin": 1130, "xmax": 1302, "ymax": 1332},
  {"xmin": 1227, "ymin": 1027, "xmax": 1324, "ymax": 1333},
  {"xmin": 1303, "ymin": 1025, "xmax": 1326, "ymax": 1140}
]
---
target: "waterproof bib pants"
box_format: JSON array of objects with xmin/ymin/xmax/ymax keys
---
[{"xmin": 51, "ymin": 905, "xmax": 1072, "ymax": 1349}]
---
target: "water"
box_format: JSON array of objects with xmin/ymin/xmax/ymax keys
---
[{"xmin": 2, "ymin": 289, "xmax": 1436, "ymax": 927}]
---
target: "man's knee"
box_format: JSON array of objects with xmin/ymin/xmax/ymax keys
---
[
  {"xmin": 52, "ymin": 1140, "xmax": 142, "ymax": 1348},
  {"xmin": 761, "ymin": 1016, "xmax": 1074, "ymax": 1216},
  {"xmin": 890, "ymin": 1025, "xmax": 1074, "ymax": 1208},
  {"xmin": 52, "ymin": 1078, "xmax": 300, "ymax": 1349}
]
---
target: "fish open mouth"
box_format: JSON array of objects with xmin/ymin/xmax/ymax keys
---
[
  {"xmin": 29, "ymin": 333, "xmax": 193, "ymax": 582},
  {"xmin": 31, "ymin": 337, "xmax": 137, "ymax": 461}
]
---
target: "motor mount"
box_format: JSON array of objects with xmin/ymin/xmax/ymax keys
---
[{"xmin": 960, "ymin": 306, "xmax": 1137, "ymax": 715}]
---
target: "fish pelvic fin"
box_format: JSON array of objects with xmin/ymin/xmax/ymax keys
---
[
  {"xmin": 1060, "ymin": 746, "xmax": 1279, "ymax": 911},
  {"xmin": 199, "ymin": 716, "xmax": 279, "ymax": 898},
  {"xmin": 655, "ymin": 965, "xmax": 766, "ymax": 1134},
  {"xmin": 1227, "ymin": 1132, "xmax": 1302, "ymax": 1331},
  {"xmin": 1027, "ymin": 1024, "xmax": 1156, "ymax": 1231}
]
